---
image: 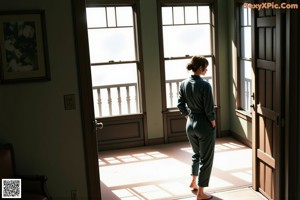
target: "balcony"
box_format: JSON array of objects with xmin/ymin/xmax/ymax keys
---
[{"xmin": 93, "ymin": 77, "xmax": 212, "ymax": 117}]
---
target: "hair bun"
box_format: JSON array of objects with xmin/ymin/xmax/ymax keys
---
[{"xmin": 186, "ymin": 63, "xmax": 193, "ymax": 70}]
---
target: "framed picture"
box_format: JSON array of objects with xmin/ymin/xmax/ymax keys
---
[{"xmin": 0, "ymin": 10, "xmax": 50, "ymax": 83}]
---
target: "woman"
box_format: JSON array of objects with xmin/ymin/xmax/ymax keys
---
[{"xmin": 177, "ymin": 56, "xmax": 216, "ymax": 200}]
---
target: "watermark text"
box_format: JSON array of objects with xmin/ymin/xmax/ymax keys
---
[{"xmin": 244, "ymin": 2, "xmax": 298, "ymax": 10}]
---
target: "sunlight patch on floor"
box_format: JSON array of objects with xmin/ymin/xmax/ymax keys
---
[
  {"xmin": 100, "ymin": 158, "xmax": 189, "ymax": 187},
  {"xmin": 111, "ymin": 181, "xmax": 193, "ymax": 200},
  {"xmin": 231, "ymin": 170, "xmax": 252, "ymax": 182},
  {"xmin": 208, "ymin": 176, "xmax": 234, "ymax": 189},
  {"xmin": 213, "ymin": 149, "xmax": 252, "ymax": 171},
  {"xmin": 100, "ymin": 138, "xmax": 253, "ymax": 200}
]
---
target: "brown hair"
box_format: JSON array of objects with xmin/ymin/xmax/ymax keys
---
[{"xmin": 186, "ymin": 56, "xmax": 209, "ymax": 72}]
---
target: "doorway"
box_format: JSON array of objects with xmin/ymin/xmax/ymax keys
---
[{"xmin": 71, "ymin": 0, "xmax": 293, "ymax": 199}]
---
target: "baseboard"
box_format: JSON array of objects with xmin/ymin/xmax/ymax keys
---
[
  {"xmin": 228, "ymin": 130, "xmax": 252, "ymax": 148},
  {"xmin": 220, "ymin": 130, "xmax": 231, "ymax": 137},
  {"xmin": 147, "ymin": 137, "xmax": 165, "ymax": 145}
]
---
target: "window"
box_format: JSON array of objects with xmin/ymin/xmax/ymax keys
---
[
  {"xmin": 238, "ymin": 5, "xmax": 252, "ymax": 113},
  {"xmin": 160, "ymin": 5, "xmax": 215, "ymax": 109},
  {"xmin": 86, "ymin": 6, "xmax": 142, "ymax": 117}
]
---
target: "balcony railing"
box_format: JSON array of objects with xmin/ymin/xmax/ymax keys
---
[
  {"xmin": 93, "ymin": 83, "xmax": 139, "ymax": 117},
  {"xmin": 93, "ymin": 77, "xmax": 212, "ymax": 117},
  {"xmin": 242, "ymin": 78, "xmax": 252, "ymax": 112}
]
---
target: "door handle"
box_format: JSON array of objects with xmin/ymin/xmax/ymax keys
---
[{"xmin": 94, "ymin": 120, "xmax": 103, "ymax": 131}]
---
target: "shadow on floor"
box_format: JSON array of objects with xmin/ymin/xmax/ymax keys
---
[{"xmin": 98, "ymin": 137, "xmax": 256, "ymax": 200}]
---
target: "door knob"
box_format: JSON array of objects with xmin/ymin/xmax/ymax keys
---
[{"xmin": 94, "ymin": 120, "xmax": 103, "ymax": 130}]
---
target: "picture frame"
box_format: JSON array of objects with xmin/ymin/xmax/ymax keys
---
[{"xmin": 0, "ymin": 10, "xmax": 50, "ymax": 83}]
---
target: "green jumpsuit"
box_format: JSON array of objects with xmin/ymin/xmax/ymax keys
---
[{"xmin": 177, "ymin": 75, "xmax": 216, "ymax": 187}]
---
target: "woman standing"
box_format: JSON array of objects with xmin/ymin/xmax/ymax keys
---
[{"xmin": 177, "ymin": 56, "xmax": 216, "ymax": 200}]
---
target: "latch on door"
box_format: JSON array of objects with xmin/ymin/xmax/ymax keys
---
[{"xmin": 94, "ymin": 120, "xmax": 103, "ymax": 131}]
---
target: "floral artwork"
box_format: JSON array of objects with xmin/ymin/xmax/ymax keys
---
[{"xmin": 0, "ymin": 10, "xmax": 50, "ymax": 83}]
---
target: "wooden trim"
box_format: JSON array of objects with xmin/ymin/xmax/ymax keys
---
[
  {"xmin": 285, "ymin": 4, "xmax": 299, "ymax": 200},
  {"xmin": 257, "ymin": 16, "xmax": 276, "ymax": 27},
  {"xmin": 257, "ymin": 149, "xmax": 275, "ymax": 168},
  {"xmin": 228, "ymin": 130, "xmax": 252, "ymax": 148},
  {"xmin": 86, "ymin": 0, "xmax": 137, "ymax": 6},
  {"xmin": 71, "ymin": 0, "xmax": 101, "ymax": 199},
  {"xmin": 275, "ymin": 9, "xmax": 284, "ymax": 200},
  {"xmin": 235, "ymin": 109, "xmax": 252, "ymax": 122},
  {"xmin": 159, "ymin": 0, "xmax": 215, "ymax": 5},
  {"xmin": 257, "ymin": 59, "xmax": 276, "ymax": 71},
  {"xmin": 148, "ymin": 137, "xmax": 165, "ymax": 145},
  {"xmin": 251, "ymin": 4, "xmax": 257, "ymax": 191},
  {"xmin": 99, "ymin": 141, "xmax": 145, "ymax": 151},
  {"xmin": 256, "ymin": 104, "xmax": 277, "ymax": 122}
]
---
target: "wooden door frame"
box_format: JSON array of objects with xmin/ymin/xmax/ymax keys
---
[
  {"xmin": 284, "ymin": 5, "xmax": 299, "ymax": 200},
  {"xmin": 72, "ymin": 0, "xmax": 101, "ymax": 199}
]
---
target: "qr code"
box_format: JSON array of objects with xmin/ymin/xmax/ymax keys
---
[{"xmin": 1, "ymin": 179, "xmax": 21, "ymax": 199}]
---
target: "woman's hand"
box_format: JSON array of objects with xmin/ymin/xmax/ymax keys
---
[{"xmin": 211, "ymin": 120, "xmax": 216, "ymax": 128}]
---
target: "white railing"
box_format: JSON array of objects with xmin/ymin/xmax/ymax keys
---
[
  {"xmin": 93, "ymin": 77, "xmax": 212, "ymax": 117},
  {"xmin": 93, "ymin": 83, "xmax": 139, "ymax": 117},
  {"xmin": 243, "ymin": 78, "xmax": 252, "ymax": 112}
]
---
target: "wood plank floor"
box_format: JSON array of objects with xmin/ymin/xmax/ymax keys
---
[{"xmin": 98, "ymin": 137, "xmax": 266, "ymax": 200}]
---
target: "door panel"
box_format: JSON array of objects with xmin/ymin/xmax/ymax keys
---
[
  {"xmin": 96, "ymin": 115, "xmax": 145, "ymax": 151},
  {"xmin": 253, "ymin": 5, "xmax": 283, "ymax": 200}
]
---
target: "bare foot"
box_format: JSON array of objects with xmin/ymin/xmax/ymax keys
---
[
  {"xmin": 196, "ymin": 193, "xmax": 212, "ymax": 200},
  {"xmin": 189, "ymin": 182, "xmax": 198, "ymax": 190}
]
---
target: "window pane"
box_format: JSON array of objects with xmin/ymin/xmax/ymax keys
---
[
  {"xmin": 185, "ymin": 6, "xmax": 197, "ymax": 24},
  {"xmin": 116, "ymin": 7, "xmax": 133, "ymax": 26},
  {"xmin": 163, "ymin": 25, "xmax": 211, "ymax": 57},
  {"xmin": 165, "ymin": 59, "xmax": 190, "ymax": 80},
  {"xmin": 91, "ymin": 64, "xmax": 137, "ymax": 87},
  {"xmin": 248, "ymin": 8, "xmax": 251, "ymax": 26},
  {"xmin": 241, "ymin": 27, "xmax": 251, "ymax": 59},
  {"xmin": 165, "ymin": 57, "xmax": 213, "ymax": 108},
  {"xmin": 174, "ymin": 7, "xmax": 184, "ymax": 24},
  {"xmin": 88, "ymin": 28, "xmax": 135, "ymax": 63},
  {"xmin": 107, "ymin": 7, "xmax": 116, "ymax": 27},
  {"xmin": 240, "ymin": 6, "xmax": 248, "ymax": 26},
  {"xmin": 240, "ymin": 60, "xmax": 252, "ymax": 111},
  {"xmin": 86, "ymin": 7, "xmax": 106, "ymax": 28},
  {"xmin": 202, "ymin": 57, "xmax": 213, "ymax": 85},
  {"xmin": 198, "ymin": 6, "xmax": 210, "ymax": 23},
  {"xmin": 92, "ymin": 64, "xmax": 139, "ymax": 117},
  {"xmin": 162, "ymin": 7, "xmax": 173, "ymax": 25}
]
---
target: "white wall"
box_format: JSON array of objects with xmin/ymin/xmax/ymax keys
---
[{"xmin": 0, "ymin": 0, "xmax": 88, "ymax": 198}]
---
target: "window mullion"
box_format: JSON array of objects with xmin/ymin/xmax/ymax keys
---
[
  {"xmin": 114, "ymin": 7, "xmax": 117, "ymax": 26},
  {"xmin": 105, "ymin": 7, "xmax": 108, "ymax": 27}
]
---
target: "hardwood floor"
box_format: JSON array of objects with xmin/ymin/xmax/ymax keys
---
[{"xmin": 98, "ymin": 137, "xmax": 265, "ymax": 200}]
